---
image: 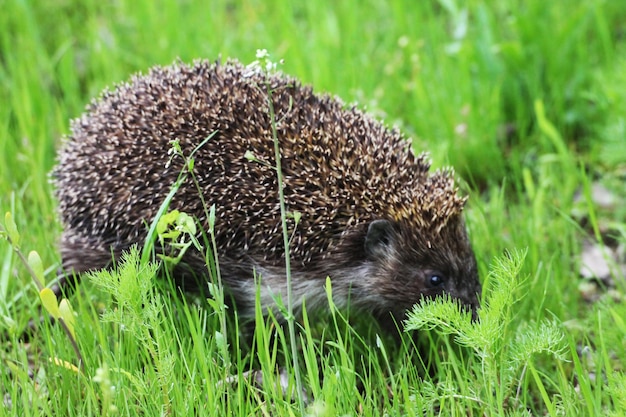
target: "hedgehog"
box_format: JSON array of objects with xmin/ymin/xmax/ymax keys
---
[{"xmin": 53, "ymin": 59, "xmax": 481, "ymax": 330}]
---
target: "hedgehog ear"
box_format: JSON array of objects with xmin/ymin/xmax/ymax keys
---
[{"xmin": 364, "ymin": 219, "xmax": 396, "ymax": 260}]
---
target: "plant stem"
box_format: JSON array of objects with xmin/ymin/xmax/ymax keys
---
[{"xmin": 266, "ymin": 83, "xmax": 305, "ymax": 412}]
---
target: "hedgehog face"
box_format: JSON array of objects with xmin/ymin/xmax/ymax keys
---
[{"xmin": 362, "ymin": 219, "xmax": 481, "ymax": 321}]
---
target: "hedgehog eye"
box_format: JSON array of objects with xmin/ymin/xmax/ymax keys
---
[{"xmin": 428, "ymin": 274, "xmax": 446, "ymax": 287}]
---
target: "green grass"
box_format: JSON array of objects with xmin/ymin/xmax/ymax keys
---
[{"xmin": 2, "ymin": 0, "xmax": 626, "ymax": 415}]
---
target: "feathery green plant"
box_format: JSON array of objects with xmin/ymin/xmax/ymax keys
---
[{"xmin": 406, "ymin": 249, "xmax": 569, "ymax": 415}]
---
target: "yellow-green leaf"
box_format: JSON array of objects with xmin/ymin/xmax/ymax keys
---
[
  {"xmin": 157, "ymin": 210, "xmax": 179, "ymax": 234},
  {"xmin": 40, "ymin": 288, "xmax": 60, "ymax": 319},
  {"xmin": 28, "ymin": 250, "xmax": 45, "ymax": 286},
  {"xmin": 244, "ymin": 150, "xmax": 256, "ymax": 161},
  {"xmin": 49, "ymin": 357, "xmax": 80, "ymax": 373},
  {"xmin": 59, "ymin": 299, "xmax": 76, "ymax": 339},
  {"xmin": 177, "ymin": 212, "xmax": 196, "ymax": 235},
  {"xmin": 208, "ymin": 204, "xmax": 216, "ymax": 231},
  {"xmin": 4, "ymin": 212, "xmax": 20, "ymax": 247}
]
